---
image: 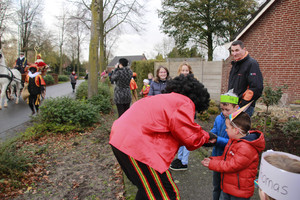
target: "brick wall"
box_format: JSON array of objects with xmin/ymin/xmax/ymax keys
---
[{"xmin": 222, "ymin": 0, "xmax": 300, "ymax": 104}]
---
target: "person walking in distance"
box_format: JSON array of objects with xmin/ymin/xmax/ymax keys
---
[
  {"xmin": 70, "ymin": 71, "xmax": 77, "ymax": 93},
  {"xmin": 228, "ymin": 40, "xmax": 263, "ymax": 117}
]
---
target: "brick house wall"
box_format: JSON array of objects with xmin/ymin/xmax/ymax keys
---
[{"xmin": 222, "ymin": 0, "xmax": 300, "ymax": 104}]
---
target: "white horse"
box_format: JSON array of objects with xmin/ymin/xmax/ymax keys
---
[{"xmin": 0, "ymin": 50, "xmax": 22, "ymax": 109}]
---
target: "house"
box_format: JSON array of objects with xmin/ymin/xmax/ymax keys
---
[
  {"xmin": 106, "ymin": 54, "xmax": 147, "ymax": 73},
  {"xmin": 221, "ymin": 0, "xmax": 300, "ymax": 104}
]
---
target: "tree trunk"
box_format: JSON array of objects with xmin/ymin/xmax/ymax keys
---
[
  {"xmin": 88, "ymin": 0, "xmax": 100, "ymax": 98},
  {"xmin": 207, "ymin": 32, "xmax": 213, "ymax": 61},
  {"xmin": 59, "ymin": 44, "xmax": 63, "ymax": 75},
  {"xmin": 98, "ymin": 0, "xmax": 105, "ymax": 74},
  {"xmin": 77, "ymin": 49, "xmax": 80, "ymax": 79}
]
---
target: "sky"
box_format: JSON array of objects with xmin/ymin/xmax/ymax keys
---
[{"xmin": 43, "ymin": 0, "xmax": 229, "ymax": 61}]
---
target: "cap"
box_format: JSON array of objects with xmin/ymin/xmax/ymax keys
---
[
  {"xmin": 143, "ymin": 79, "xmax": 149, "ymax": 84},
  {"xmin": 220, "ymin": 89, "xmax": 239, "ymax": 104}
]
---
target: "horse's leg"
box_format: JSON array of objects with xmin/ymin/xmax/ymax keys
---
[
  {"xmin": 15, "ymin": 83, "xmax": 20, "ymax": 104},
  {"xmin": 3, "ymin": 90, "xmax": 8, "ymax": 108},
  {"xmin": 0, "ymin": 85, "xmax": 8, "ymax": 109},
  {"xmin": 9, "ymin": 86, "xmax": 15, "ymax": 100},
  {"xmin": 0, "ymin": 88, "xmax": 2, "ymax": 110}
]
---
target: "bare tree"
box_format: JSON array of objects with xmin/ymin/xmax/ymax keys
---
[
  {"xmin": 18, "ymin": 0, "xmax": 44, "ymax": 56},
  {"xmin": 154, "ymin": 37, "xmax": 175, "ymax": 59},
  {"xmin": 66, "ymin": 7, "xmax": 89, "ymax": 76},
  {"xmin": 73, "ymin": 0, "xmax": 146, "ymax": 97},
  {"xmin": 56, "ymin": 8, "xmax": 69, "ymax": 75},
  {"xmin": 0, "ymin": 0, "xmax": 14, "ymax": 49}
]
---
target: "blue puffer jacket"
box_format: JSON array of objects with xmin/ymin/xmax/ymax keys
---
[
  {"xmin": 148, "ymin": 80, "xmax": 167, "ymax": 96},
  {"xmin": 210, "ymin": 112, "xmax": 229, "ymax": 157}
]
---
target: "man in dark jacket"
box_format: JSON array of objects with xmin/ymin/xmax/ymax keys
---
[
  {"xmin": 228, "ymin": 40, "xmax": 263, "ymax": 116},
  {"xmin": 14, "ymin": 52, "xmax": 27, "ymax": 74}
]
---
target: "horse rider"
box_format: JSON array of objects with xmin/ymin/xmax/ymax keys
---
[{"xmin": 14, "ymin": 52, "xmax": 27, "ymax": 74}]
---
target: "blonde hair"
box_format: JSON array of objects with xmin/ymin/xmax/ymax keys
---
[{"xmin": 177, "ymin": 62, "xmax": 193, "ymax": 75}]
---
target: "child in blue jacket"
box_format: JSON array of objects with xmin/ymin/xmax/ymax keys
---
[{"xmin": 210, "ymin": 89, "xmax": 239, "ymax": 200}]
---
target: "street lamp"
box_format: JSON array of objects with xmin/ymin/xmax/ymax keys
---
[{"xmin": 18, "ymin": 20, "xmax": 31, "ymax": 56}]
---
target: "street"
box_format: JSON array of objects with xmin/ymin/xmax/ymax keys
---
[{"xmin": 0, "ymin": 80, "xmax": 84, "ymax": 142}]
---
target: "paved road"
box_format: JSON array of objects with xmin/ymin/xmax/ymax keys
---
[{"xmin": 0, "ymin": 80, "xmax": 84, "ymax": 142}]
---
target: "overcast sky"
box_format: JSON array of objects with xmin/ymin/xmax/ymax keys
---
[{"xmin": 43, "ymin": 0, "xmax": 230, "ymax": 61}]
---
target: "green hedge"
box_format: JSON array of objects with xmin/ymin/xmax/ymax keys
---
[
  {"xmin": 39, "ymin": 96, "xmax": 100, "ymax": 127},
  {"xmin": 58, "ymin": 75, "xmax": 69, "ymax": 82},
  {"xmin": 44, "ymin": 74, "xmax": 55, "ymax": 85},
  {"xmin": 76, "ymin": 81, "xmax": 111, "ymax": 100},
  {"xmin": 131, "ymin": 60, "xmax": 155, "ymax": 91}
]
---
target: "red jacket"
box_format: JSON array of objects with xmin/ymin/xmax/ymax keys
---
[
  {"xmin": 109, "ymin": 93, "xmax": 210, "ymax": 173},
  {"xmin": 140, "ymin": 85, "xmax": 150, "ymax": 97},
  {"xmin": 209, "ymin": 130, "xmax": 265, "ymax": 198}
]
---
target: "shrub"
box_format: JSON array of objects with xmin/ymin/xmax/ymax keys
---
[
  {"xmin": 0, "ymin": 141, "xmax": 33, "ymax": 178},
  {"xmin": 58, "ymin": 75, "xmax": 69, "ymax": 82},
  {"xmin": 87, "ymin": 94, "xmax": 112, "ymax": 114},
  {"xmin": 39, "ymin": 96, "xmax": 100, "ymax": 127},
  {"xmin": 198, "ymin": 111, "xmax": 210, "ymax": 121},
  {"xmin": 282, "ymin": 117, "xmax": 300, "ymax": 138},
  {"xmin": 262, "ymin": 83, "xmax": 288, "ymax": 113},
  {"xmin": 76, "ymin": 81, "xmax": 111, "ymax": 101},
  {"xmin": 44, "ymin": 74, "xmax": 55, "ymax": 85},
  {"xmin": 21, "ymin": 122, "xmax": 80, "ymax": 140},
  {"xmin": 207, "ymin": 106, "xmax": 219, "ymax": 115},
  {"xmin": 131, "ymin": 60, "xmax": 155, "ymax": 90}
]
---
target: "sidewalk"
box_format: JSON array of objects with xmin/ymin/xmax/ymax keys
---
[{"xmin": 171, "ymin": 147, "xmax": 214, "ymax": 199}]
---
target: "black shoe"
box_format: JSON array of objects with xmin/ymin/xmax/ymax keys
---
[
  {"xmin": 171, "ymin": 158, "xmax": 181, "ymax": 167},
  {"xmin": 170, "ymin": 162, "xmax": 188, "ymax": 171}
]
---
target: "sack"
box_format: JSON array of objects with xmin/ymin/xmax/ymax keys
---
[{"xmin": 21, "ymin": 82, "xmax": 30, "ymax": 100}]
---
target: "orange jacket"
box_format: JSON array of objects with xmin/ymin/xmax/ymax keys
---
[
  {"xmin": 130, "ymin": 78, "xmax": 137, "ymax": 90},
  {"xmin": 209, "ymin": 130, "xmax": 265, "ymax": 198},
  {"xmin": 109, "ymin": 93, "xmax": 210, "ymax": 173}
]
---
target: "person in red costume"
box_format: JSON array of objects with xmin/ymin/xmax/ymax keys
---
[
  {"xmin": 109, "ymin": 74, "xmax": 217, "ymax": 199},
  {"xmin": 35, "ymin": 54, "xmax": 48, "ymax": 76}
]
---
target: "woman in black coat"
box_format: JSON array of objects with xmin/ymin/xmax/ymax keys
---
[{"xmin": 110, "ymin": 58, "xmax": 133, "ymax": 117}]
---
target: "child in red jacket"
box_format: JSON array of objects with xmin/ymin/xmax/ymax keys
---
[
  {"xmin": 201, "ymin": 102, "xmax": 265, "ymax": 199},
  {"xmin": 139, "ymin": 79, "xmax": 150, "ymax": 97}
]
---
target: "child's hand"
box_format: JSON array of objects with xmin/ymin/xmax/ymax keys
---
[{"xmin": 201, "ymin": 158, "xmax": 211, "ymax": 167}]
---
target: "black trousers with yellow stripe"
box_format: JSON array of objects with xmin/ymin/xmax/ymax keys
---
[{"xmin": 111, "ymin": 145, "xmax": 180, "ymax": 200}]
